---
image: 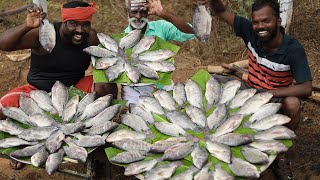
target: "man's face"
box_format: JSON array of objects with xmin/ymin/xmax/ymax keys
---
[
  {"xmin": 62, "ymin": 20, "xmax": 91, "ymax": 45},
  {"xmin": 252, "ymin": 6, "xmax": 280, "ymax": 43},
  {"xmin": 127, "ymin": 1, "xmax": 149, "ymax": 29}
]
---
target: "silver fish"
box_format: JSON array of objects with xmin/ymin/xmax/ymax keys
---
[
  {"xmin": 238, "ymin": 92, "xmax": 273, "ymax": 116},
  {"xmin": 105, "ymin": 61, "xmax": 125, "ymax": 81},
  {"xmin": 121, "ymin": 113, "xmax": 149, "ymax": 132},
  {"xmin": 209, "ymin": 133, "xmax": 254, "ymax": 146},
  {"xmin": 125, "ymin": 63, "xmax": 141, "ymax": 83},
  {"xmin": 218, "ymin": 80, "xmax": 241, "ymax": 104},
  {"xmin": 205, "ymin": 76, "xmax": 221, "ymax": 109},
  {"xmin": 154, "ymin": 121, "xmax": 186, "ymax": 137},
  {"xmin": 83, "ymin": 121, "xmax": 118, "ymax": 135},
  {"xmin": 84, "ymin": 104, "xmax": 121, "ymax": 128},
  {"xmin": 213, "ymin": 114, "xmax": 244, "ymax": 137},
  {"xmin": 62, "ymin": 95, "xmax": 79, "ymax": 122},
  {"xmin": 249, "ymin": 114, "xmax": 291, "ymax": 131},
  {"xmin": 18, "ymin": 127, "xmax": 57, "ymax": 141},
  {"xmin": 95, "ymin": 57, "xmax": 119, "ymax": 70},
  {"xmin": 186, "ymin": 105, "xmax": 206, "ymax": 128},
  {"xmin": 10, "ymin": 143, "xmax": 44, "ymax": 158},
  {"xmin": 241, "ymin": 146, "xmax": 269, "ymax": 164},
  {"xmin": 129, "ymin": 104, "xmax": 154, "ymax": 124},
  {"xmin": 211, "ymin": 163, "xmax": 235, "ymax": 180},
  {"xmin": 173, "ymin": 82, "xmax": 186, "ymax": 108},
  {"xmin": 83, "ymin": 46, "xmax": 117, "ymax": 58},
  {"xmin": 166, "ymin": 110, "xmax": 198, "ymax": 130},
  {"xmin": 0, "ymin": 137, "xmax": 37, "ymax": 148},
  {"xmin": 124, "ymin": 158, "xmax": 158, "ymax": 176},
  {"xmin": 51, "ymin": 81, "xmax": 68, "ymax": 116},
  {"xmin": 144, "ymin": 161, "xmax": 181, "ymax": 180},
  {"xmin": 138, "ymin": 49, "xmax": 175, "ymax": 62},
  {"xmin": 45, "ymin": 149, "xmax": 64, "ymax": 175},
  {"xmin": 171, "ymin": 166, "xmax": 199, "ymax": 180},
  {"xmin": 59, "ymin": 122, "xmax": 85, "ymax": 135},
  {"xmin": 79, "ymin": 94, "xmax": 112, "ymax": 120},
  {"xmin": 194, "ymin": 162, "xmax": 212, "ymax": 180},
  {"xmin": 119, "ymin": 29, "xmax": 142, "ymax": 50},
  {"xmin": 191, "ymin": 143, "xmax": 208, "ymax": 169},
  {"xmin": 206, "ymin": 140, "xmax": 231, "ymax": 163},
  {"xmin": 111, "ymin": 151, "xmax": 146, "ymax": 164},
  {"xmin": 28, "ymin": 114, "xmax": 58, "ymax": 127},
  {"xmin": 138, "ymin": 96, "xmax": 164, "ymax": 115},
  {"xmin": 63, "ymin": 137, "xmax": 88, "ymax": 163},
  {"xmin": 76, "ymin": 92, "xmax": 96, "ymax": 116},
  {"xmin": 29, "ymin": 90, "xmax": 57, "ymax": 114},
  {"xmin": 249, "ymin": 140, "xmax": 288, "ymax": 154},
  {"xmin": 207, "ymin": 103, "xmax": 227, "ymax": 130},
  {"xmin": 162, "ymin": 141, "xmax": 194, "ymax": 160},
  {"xmin": 153, "ymin": 89, "xmax": 176, "ymax": 111},
  {"xmin": 254, "ymin": 125, "xmax": 296, "ymax": 140},
  {"xmin": 243, "ymin": 103, "xmax": 282, "ymax": 128},
  {"xmin": 228, "ymin": 157, "xmax": 260, "ymax": 179},
  {"xmin": 45, "ymin": 130, "xmax": 65, "ymax": 153},
  {"xmin": 71, "ymin": 133, "xmax": 105, "ymax": 147},
  {"xmin": 185, "ymin": 79, "xmax": 203, "ymax": 108},
  {"xmin": 150, "ymin": 137, "xmax": 187, "ymax": 153},
  {"xmin": 31, "ymin": 147, "xmax": 49, "ymax": 167},
  {"xmin": 132, "ymin": 36, "xmax": 155, "ymax": 55},
  {"xmin": 192, "ymin": 4, "xmax": 212, "ymax": 42},
  {"xmin": 97, "ymin": 33, "xmax": 118, "ymax": 53},
  {"xmin": 39, "ymin": 19, "xmax": 56, "ymax": 53},
  {"xmin": 135, "ymin": 64, "xmax": 159, "ymax": 80},
  {"xmin": 1, "ymin": 107, "xmax": 30, "ymax": 125},
  {"xmin": 228, "ymin": 89, "xmax": 257, "ymax": 109},
  {"xmin": 143, "ymin": 61, "xmax": 176, "ymax": 72},
  {"xmin": 106, "ymin": 129, "xmax": 146, "ymax": 142},
  {"xmin": 19, "ymin": 95, "xmax": 44, "ymax": 116},
  {"xmin": 0, "ymin": 120, "xmax": 24, "ymax": 135},
  {"xmin": 112, "ymin": 139, "xmax": 152, "ymax": 152}
]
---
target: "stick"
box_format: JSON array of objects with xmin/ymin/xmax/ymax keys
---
[
  {"xmin": 312, "ymin": 85, "xmax": 320, "ymax": 91},
  {"xmin": 0, "ymin": 3, "xmax": 35, "ymax": 17}
]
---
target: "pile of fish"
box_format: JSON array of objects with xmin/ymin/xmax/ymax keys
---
[
  {"xmin": 83, "ymin": 31, "xmax": 176, "ymax": 83},
  {"xmin": 106, "ymin": 76, "xmax": 296, "ymax": 179},
  {"xmin": 0, "ymin": 81, "xmax": 121, "ymax": 175}
]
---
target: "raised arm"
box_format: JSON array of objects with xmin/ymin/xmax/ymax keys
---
[
  {"xmin": 147, "ymin": 0, "xmax": 194, "ymax": 34},
  {"xmin": 197, "ymin": 0, "xmax": 235, "ymax": 28},
  {"xmin": 0, "ymin": 8, "xmax": 43, "ymax": 51}
]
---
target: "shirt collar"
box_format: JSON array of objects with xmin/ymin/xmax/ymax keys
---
[{"xmin": 277, "ymin": 34, "xmax": 290, "ymax": 54}]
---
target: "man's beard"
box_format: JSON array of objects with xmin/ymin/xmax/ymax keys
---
[
  {"xmin": 255, "ymin": 25, "xmax": 278, "ymax": 43},
  {"xmin": 64, "ymin": 32, "xmax": 89, "ymax": 45},
  {"xmin": 128, "ymin": 17, "xmax": 148, "ymax": 30}
]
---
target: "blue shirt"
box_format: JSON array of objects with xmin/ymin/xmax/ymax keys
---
[{"xmin": 124, "ymin": 20, "xmax": 195, "ymax": 42}]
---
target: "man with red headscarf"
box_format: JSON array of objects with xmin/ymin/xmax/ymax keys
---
[{"xmin": 0, "ymin": 1, "xmax": 117, "ymax": 169}]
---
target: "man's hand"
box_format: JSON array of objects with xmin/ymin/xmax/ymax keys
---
[
  {"xmin": 25, "ymin": 6, "xmax": 44, "ymax": 28},
  {"xmin": 147, "ymin": 0, "xmax": 164, "ymax": 17}
]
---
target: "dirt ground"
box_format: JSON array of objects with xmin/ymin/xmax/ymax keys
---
[{"xmin": 0, "ymin": 0, "xmax": 320, "ymax": 179}]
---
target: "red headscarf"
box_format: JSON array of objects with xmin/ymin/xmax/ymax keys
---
[{"xmin": 61, "ymin": 2, "xmax": 97, "ymax": 22}]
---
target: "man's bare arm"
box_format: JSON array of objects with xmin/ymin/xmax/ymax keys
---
[
  {"xmin": 0, "ymin": 8, "xmax": 42, "ymax": 51},
  {"xmin": 198, "ymin": 0, "xmax": 235, "ymax": 28},
  {"xmin": 148, "ymin": 0, "xmax": 194, "ymax": 34},
  {"xmin": 268, "ymin": 81, "xmax": 312, "ymax": 98}
]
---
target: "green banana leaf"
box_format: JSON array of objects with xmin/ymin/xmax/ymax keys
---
[
  {"xmin": 93, "ymin": 34, "xmax": 180, "ymax": 86},
  {"xmin": 104, "ymin": 69, "xmax": 294, "ymax": 178}
]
